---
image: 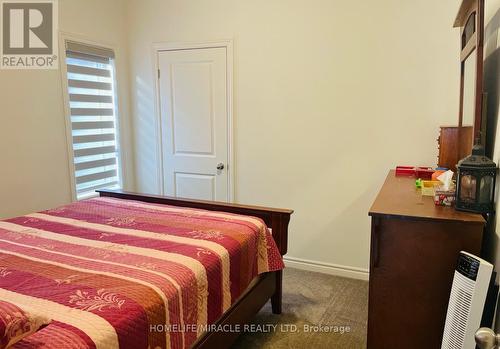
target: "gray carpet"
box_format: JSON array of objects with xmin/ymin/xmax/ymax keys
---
[{"xmin": 232, "ymin": 268, "xmax": 368, "ymax": 349}]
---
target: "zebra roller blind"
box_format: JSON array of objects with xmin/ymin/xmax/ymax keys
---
[{"xmin": 64, "ymin": 41, "xmax": 121, "ymax": 200}]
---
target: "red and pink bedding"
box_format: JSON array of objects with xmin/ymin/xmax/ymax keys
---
[{"xmin": 0, "ymin": 197, "xmax": 284, "ymax": 349}]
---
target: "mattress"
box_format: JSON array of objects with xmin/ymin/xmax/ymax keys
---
[{"xmin": 0, "ymin": 197, "xmax": 284, "ymax": 349}]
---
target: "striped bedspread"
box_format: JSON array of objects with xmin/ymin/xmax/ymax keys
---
[{"xmin": 0, "ymin": 197, "xmax": 284, "ymax": 349}]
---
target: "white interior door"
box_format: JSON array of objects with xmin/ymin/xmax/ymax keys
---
[{"xmin": 158, "ymin": 47, "xmax": 230, "ymax": 201}]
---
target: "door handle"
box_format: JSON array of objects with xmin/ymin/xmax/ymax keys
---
[
  {"xmin": 475, "ymin": 328, "xmax": 500, "ymax": 349},
  {"xmin": 216, "ymin": 163, "xmax": 225, "ymax": 171}
]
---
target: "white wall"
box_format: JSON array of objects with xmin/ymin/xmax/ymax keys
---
[
  {"xmin": 0, "ymin": 0, "xmax": 134, "ymax": 219},
  {"xmin": 126, "ymin": 0, "xmax": 461, "ymax": 274}
]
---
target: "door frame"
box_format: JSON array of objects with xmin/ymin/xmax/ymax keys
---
[{"xmin": 152, "ymin": 40, "xmax": 234, "ymax": 202}]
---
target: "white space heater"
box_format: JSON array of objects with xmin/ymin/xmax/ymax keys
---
[{"xmin": 441, "ymin": 251, "xmax": 493, "ymax": 349}]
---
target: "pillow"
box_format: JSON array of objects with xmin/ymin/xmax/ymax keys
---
[{"xmin": 0, "ymin": 300, "xmax": 51, "ymax": 349}]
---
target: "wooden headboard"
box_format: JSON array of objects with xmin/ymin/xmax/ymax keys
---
[{"xmin": 97, "ymin": 190, "xmax": 293, "ymax": 255}]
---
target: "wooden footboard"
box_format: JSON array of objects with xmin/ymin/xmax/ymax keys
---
[{"xmin": 97, "ymin": 189, "xmax": 293, "ymax": 349}]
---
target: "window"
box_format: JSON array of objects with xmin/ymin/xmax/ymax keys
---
[{"xmin": 63, "ymin": 41, "xmax": 122, "ymax": 200}]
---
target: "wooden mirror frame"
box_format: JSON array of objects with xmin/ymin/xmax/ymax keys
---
[{"xmin": 454, "ymin": 0, "xmax": 485, "ymax": 145}]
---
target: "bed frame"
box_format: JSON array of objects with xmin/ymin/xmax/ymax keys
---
[{"xmin": 97, "ymin": 189, "xmax": 293, "ymax": 349}]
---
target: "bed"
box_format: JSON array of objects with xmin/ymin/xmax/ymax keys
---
[{"xmin": 0, "ymin": 190, "xmax": 292, "ymax": 349}]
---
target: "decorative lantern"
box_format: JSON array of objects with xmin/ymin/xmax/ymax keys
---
[{"xmin": 456, "ymin": 144, "xmax": 497, "ymax": 213}]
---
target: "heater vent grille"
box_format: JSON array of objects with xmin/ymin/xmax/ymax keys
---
[{"xmin": 441, "ymin": 271, "xmax": 475, "ymax": 349}]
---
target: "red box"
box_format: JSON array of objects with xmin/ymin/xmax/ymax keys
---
[
  {"xmin": 396, "ymin": 166, "xmax": 416, "ymax": 177},
  {"xmin": 416, "ymin": 167, "xmax": 434, "ymax": 180}
]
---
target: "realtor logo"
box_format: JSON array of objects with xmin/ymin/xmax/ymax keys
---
[{"xmin": 1, "ymin": 0, "xmax": 58, "ymax": 69}]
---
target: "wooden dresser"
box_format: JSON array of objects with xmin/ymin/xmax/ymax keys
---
[{"xmin": 368, "ymin": 170, "xmax": 485, "ymax": 349}]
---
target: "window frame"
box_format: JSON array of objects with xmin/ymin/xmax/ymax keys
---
[{"xmin": 59, "ymin": 32, "xmax": 124, "ymax": 201}]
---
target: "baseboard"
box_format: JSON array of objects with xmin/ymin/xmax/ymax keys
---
[{"xmin": 283, "ymin": 256, "xmax": 369, "ymax": 281}]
